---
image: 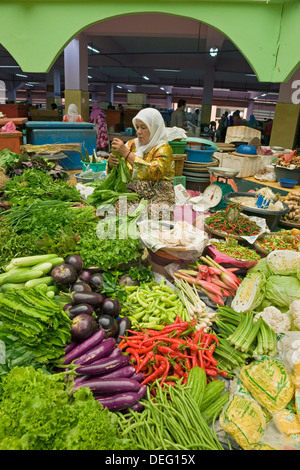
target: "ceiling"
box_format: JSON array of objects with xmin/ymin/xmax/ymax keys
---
[{"xmin": 0, "ymin": 13, "xmax": 280, "ymax": 105}]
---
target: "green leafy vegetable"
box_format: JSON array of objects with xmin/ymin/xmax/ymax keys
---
[{"xmin": 0, "ymin": 366, "xmax": 137, "ymax": 450}]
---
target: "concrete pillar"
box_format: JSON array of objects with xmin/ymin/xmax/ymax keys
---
[
  {"xmin": 46, "ymin": 65, "xmax": 61, "ymax": 109},
  {"xmin": 64, "ymin": 34, "xmax": 89, "ymax": 121},
  {"xmin": 201, "ymin": 66, "xmax": 215, "ymax": 126},
  {"xmin": 105, "ymin": 84, "xmax": 114, "ymax": 105},
  {"xmin": 271, "ymin": 68, "xmax": 300, "ymax": 149}
]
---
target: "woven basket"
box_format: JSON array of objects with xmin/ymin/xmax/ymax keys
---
[{"xmin": 173, "ymin": 153, "xmax": 187, "ymax": 176}]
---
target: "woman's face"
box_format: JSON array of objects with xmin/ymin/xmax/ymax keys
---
[{"xmin": 135, "ymin": 119, "xmax": 150, "ymax": 145}]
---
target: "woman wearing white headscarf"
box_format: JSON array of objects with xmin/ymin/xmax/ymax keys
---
[
  {"xmin": 63, "ymin": 103, "xmax": 84, "ymax": 122},
  {"xmin": 108, "ymin": 107, "xmax": 174, "ymax": 182}
]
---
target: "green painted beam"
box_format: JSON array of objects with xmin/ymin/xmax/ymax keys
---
[{"xmin": 0, "ymin": 0, "xmax": 299, "ymax": 83}]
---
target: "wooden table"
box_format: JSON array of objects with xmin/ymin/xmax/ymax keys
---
[{"xmin": 0, "ymin": 117, "xmax": 28, "ymax": 127}]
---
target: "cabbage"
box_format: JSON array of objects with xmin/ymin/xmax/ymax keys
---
[
  {"xmin": 267, "ymin": 250, "xmax": 300, "ymax": 276},
  {"xmin": 231, "ymin": 271, "xmax": 266, "ymax": 313},
  {"xmin": 264, "ymin": 275, "xmax": 300, "ymax": 308},
  {"xmin": 248, "ymin": 257, "xmax": 272, "ymax": 279}
]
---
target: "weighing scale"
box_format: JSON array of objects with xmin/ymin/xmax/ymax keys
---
[{"xmin": 203, "ymin": 167, "xmax": 240, "ymax": 211}]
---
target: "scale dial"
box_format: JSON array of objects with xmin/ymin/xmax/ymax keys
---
[{"xmin": 203, "ymin": 184, "xmax": 223, "ymax": 207}]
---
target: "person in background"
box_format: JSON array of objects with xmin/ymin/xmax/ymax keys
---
[
  {"xmin": 63, "ymin": 103, "xmax": 84, "ymax": 122},
  {"xmin": 217, "ymin": 111, "xmax": 229, "ymax": 142},
  {"xmin": 89, "ymin": 102, "xmax": 109, "ymax": 152},
  {"xmin": 107, "ymin": 102, "xmax": 115, "ymax": 109},
  {"xmin": 248, "ymin": 114, "xmax": 259, "ymax": 129},
  {"xmin": 232, "ymin": 110, "xmax": 244, "ymax": 126},
  {"xmin": 192, "ymin": 108, "xmax": 200, "ymax": 126},
  {"xmin": 263, "ymin": 119, "xmax": 273, "ymax": 145},
  {"xmin": 50, "ymin": 103, "xmax": 57, "ymax": 110},
  {"xmin": 170, "ymin": 99, "xmax": 187, "ymax": 128}
]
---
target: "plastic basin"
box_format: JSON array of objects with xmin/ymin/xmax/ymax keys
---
[
  {"xmin": 169, "ymin": 141, "xmax": 187, "ymax": 154},
  {"xmin": 185, "ymin": 147, "xmax": 214, "ymax": 163},
  {"xmin": 278, "ymin": 178, "xmax": 298, "ymax": 188}
]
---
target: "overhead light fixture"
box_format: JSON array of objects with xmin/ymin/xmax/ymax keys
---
[
  {"xmin": 154, "ymin": 68, "xmax": 181, "ymax": 73},
  {"xmin": 160, "ymin": 87, "xmax": 165, "ymax": 91},
  {"xmin": 209, "ymin": 47, "xmax": 218, "ymax": 57},
  {"xmin": 143, "ymin": 76, "xmax": 150, "ymax": 80},
  {"xmin": 127, "ymin": 89, "xmax": 132, "ymax": 93},
  {"xmin": 25, "ymin": 83, "xmax": 34, "ymax": 87},
  {"xmin": 87, "ymin": 75, "xmax": 92, "ymax": 79},
  {"xmin": 261, "ymin": 93, "xmax": 267, "ymax": 97},
  {"xmin": 245, "ymin": 73, "xmax": 256, "ymax": 77},
  {"xmin": 0, "ymin": 65, "xmax": 19, "ymax": 68},
  {"xmin": 16, "ymin": 73, "xmax": 28, "ymax": 78},
  {"xmin": 87, "ymin": 45, "xmax": 100, "ymax": 54},
  {"xmin": 117, "ymin": 85, "xmax": 122, "ymax": 89}
]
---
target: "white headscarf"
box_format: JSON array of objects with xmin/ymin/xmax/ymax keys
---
[
  {"xmin": 66, "ymin": 103, "xmax": 81, "ymax": 122},
  {"xmin": 132, "ymin": 108, "xmax": 167, "ymax": 157}
]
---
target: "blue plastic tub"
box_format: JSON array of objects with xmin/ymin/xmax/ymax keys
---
[
  {"xmin": 26, "ymin": 121, "xmax": 97, "ymax": 171},
  {"xmin": 185, "ymin": 147, "xmax": 215, "ymax": 163},
  {"xmin": 278, "ymin": 178, "xmax": 298, "ymax": 188}
]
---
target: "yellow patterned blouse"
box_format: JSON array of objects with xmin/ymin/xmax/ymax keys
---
[{"xmin": 108, "ymin": 140, "xmax": 175, "ymax": 182}]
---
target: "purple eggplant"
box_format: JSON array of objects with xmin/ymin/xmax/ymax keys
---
[
  {"xmin": 72, "ymin": 291, "xmax": 105, "ymax": 307},
  {"xmin": 119, "ymin": 274, "xmax": 139, "ymax": 287},
  {"xmin": 71, "ymin": 282, "xmax": 92, "ymax": 293},
  {"xmin": 132, "ymin": 372, "xmax": 144, "ymax": 382},
  {"xmin": 65, "ymin": 341, "xmax": 78, "ymax": 355},
  {"xmin": 127, "ymin": 402, "xmax": 144, "ymax": 412},
  {"xmin": 100, "ymin": 298, "xmax": 120, "ymax": 317},
  {"xmin": 97, "ymin": 314, "xmax": 118, "ymax": 338},
  {"xmin": 70, "ymin": 314, "xmax": 98, "ymax": 343},
  {"xmin": 73, "ymin": 377, "xmax": 141, "ymax": 394},
  {"xmin": 101, "ymin": 346, "xmax": 122, "ymax": 360},
  {"xmin": 64, "ymin": 329, "xmax": 105, "ymax": 364},
  {"xmin": 96, "ymin": 390, "xmax": 143, "ymax": 412},
  {"xmin": 97, "ymin": 365, "xmax": 136, "ymax": 380},
  {"xmin": 67, "ymin": 303, "xmax": 94, "ymax": 319},
  {"xmin": 89, "ymin": 273, "xmax": 104, "ymax": 292},
  {"xmin": 65, "ymin": 254, "xmax": 83, "ymax": 273},
  {"xmin": 77, "ymin": 269, "xmax": 92, "ymax": 284},
  {"xmin": 75, "ymin": 355, "xmax": 129, "ymax": 376},
  {"xmin": 51, "ymin": 263, "xmax": 78, "ymax": 286},
  {"xmin": 116, "ymin": 317, "xmax": 131, "ymax": 343},
  {"xmin": 74, "ymin": 337, "xmax": 116, "ymax": 366}
]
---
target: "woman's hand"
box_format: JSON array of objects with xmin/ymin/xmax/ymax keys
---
[
  {"xmin": 111, "ymin": 137, "xmax": 128, "ymax": 157},
  {"xmin": 107, "ymin": 152, "xmax": 120, "ymax": 168}
]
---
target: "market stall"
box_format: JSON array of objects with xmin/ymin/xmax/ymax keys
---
[{"xmin": 0, "ymin": 143, "xmax": 300, "ymax": 452}]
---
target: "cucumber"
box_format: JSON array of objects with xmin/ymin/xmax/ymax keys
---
[
  {"xmin": 202, "ymin": 392, "xmax": 230, "ymax": 424},
  {"xmin": 186, "ymin": 366, "xmax": 207, "ymax": 408},
  {"xmin": 10, "ymin": 254, "xmax": 58, "ymax": 268},
  {"xmin": 46, "ymin": 285, "xmax": 59, "ymax": 294},
  {"xmin": 2, "ymin": 269, "xmax": 44, "ymax": 285},
  {"xmin": 46, "ymin": 290, "xmax": 55, "ymax": 299},
  {"xmin": 200, "ymin": 379, "xmax": 226, "ymax": 411},
  {"xmin": 1, "ymin": 283, "xmax": 26, "ymax": 292},
  {"xmin": 25, "ymin": 276, "xmax": 54, "ymax": 289},
  {"xmin": 29, "ymin": 262, "xmax": 53, "ymax": 275}
]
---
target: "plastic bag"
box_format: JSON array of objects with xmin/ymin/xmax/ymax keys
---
[
  {"xmin": 1, "ymin": 121, "xmax": 16, "ymax": 133},
  {"xmin": 138, "ymin": 219, "xmax": 209, "ymax": 261}
]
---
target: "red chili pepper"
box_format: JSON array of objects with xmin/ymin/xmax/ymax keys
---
[
  {"xmin": 136, "ymin": 351, "xmax": 154, "ymax": 373},
  {"xmin": 126, "ymin": 347, "xmax": 141, "ymax": 366}
]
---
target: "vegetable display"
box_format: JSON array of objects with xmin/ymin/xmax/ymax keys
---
[{"xmin": 2, "ymin": 162, "xmax": 300, "ymax": 451}]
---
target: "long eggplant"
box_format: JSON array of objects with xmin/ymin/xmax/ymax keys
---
[
  {"xmin": 73, "ymin": 377, "xmax": 141, "ymax": 394},
  {"xmin": 64, "ymin": 329, "xmax": 105, "ymax": 365},
  {"xmin": 132, "ymin": 372, "xmax": 144, "ymax": 382},
  {"xmin": 116, "ymin": 317, "xmax": 131, "ymax": 343},
  {"xmin": 74, "ymin": 337, "xmax": 116, "ymax": 366},
  {"xmin": 75, "ymin": 355, "xmax": 129, "ymax": 376},
  {"xmin": 72, "ymin": 291, "xmax": 105, "ymax": 307},
  {"xmin": 90, "ymin": 346, "xmax": 121, "ymax": 364},
  {"xmin": 65, "ymin": 341, "xmax": 78, "ymax": 355},
  {"xmin": 95, "ymin": 365, "xmax": 136, "ymax": 380},
  {"xmin": 96, "ymin": 386, "xmax": 146, "ymax": 411}
]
